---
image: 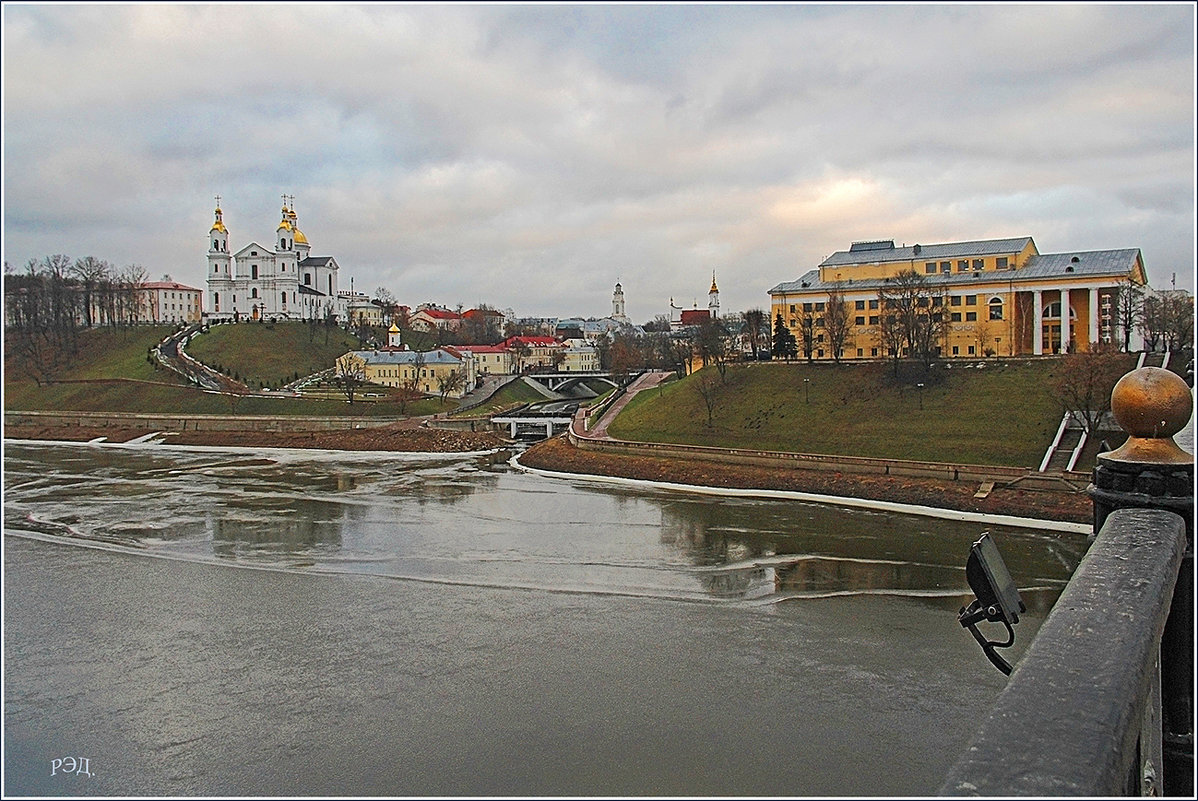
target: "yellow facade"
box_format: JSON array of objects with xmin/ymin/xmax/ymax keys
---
[{"xmin": 769, "ymin": 237, "xmax": 1148, "ymax": 359}]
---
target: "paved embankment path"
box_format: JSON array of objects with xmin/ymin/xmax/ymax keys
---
[{"xmin": 587, "ymin": 371, "xmax": 673, "ymax": 438}]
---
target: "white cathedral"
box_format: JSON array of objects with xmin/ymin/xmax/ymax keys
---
[{"xmin": 206, "ymin": 196, "xmax": 346, "ymax": 322}]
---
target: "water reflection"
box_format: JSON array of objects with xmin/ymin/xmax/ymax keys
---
[
  {"xmin": 3, "ymin": 442, "xmax": 1087, "ymax": 611},
  {"xmin": 657, "ymin": 496, "xmax": 1086, "ymax": 611}
]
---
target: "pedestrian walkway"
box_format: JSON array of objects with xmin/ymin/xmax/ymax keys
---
[{"xmin": 586, "ymin": 371, "xmax": 673, "ymax": 438}]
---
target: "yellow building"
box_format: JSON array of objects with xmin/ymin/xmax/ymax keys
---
[
  {"xmin": 336, "ymin": 347, "xmax": 476, "ymax": 397},
  {"xmin": 768, "ymin": 237, "xmax": 1149, "ymax": 359}
]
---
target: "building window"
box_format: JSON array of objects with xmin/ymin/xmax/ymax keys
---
[
  {"xmin": 950, "ymin": 296, "xmax": 962, "ymax": 306},
  {"xmin": 957, "ymin": 260, "xmax": 969, "ymax": 272},
  {"xmin": 817, "ymin": 349, "xmax": 824, "ymax": 358},
  {"xmin": 304, "ymin": 273, "xmax": 312, "ymax": 286},
  {"xmin": 951, "ymin": 312, "xmax": 962, "ymax": 322},
  {"xmin": 855, "ymin": 316, "xmax": 865, "ymax": 325},
  {"xmin": 968, "ymin": 345, "xmax": 976, "ymax": 355},
  {"xmin": 869, "ymin": 315, "xmax": 879, "ymax": 325},
  {"xmin": 972, "ymin": 259, "xmax": 984, "ymax": 271},
  {"xmin": 940, "ymin": 261, "xmax": 950, "ymax": 273},
  {"xmin": 868, "ymin": 299, "xmax": 879, "ymax": 310},
  {"xmin": 789, "ymin": 304, "xmax": 796, "ymax": 313},
  {"xmin": 251, "ymin": 251, "xmax": 258, "ymax": 256},
  {"xmin": 965, "ymin": 295, "xmax": 977, "ymax": 305},
  {"xmin": 989, "ymin": 297, "xmax": 1003, "ymax": 320},
  {"xmin": 855, "ymin": 300, "xmax": 866, "ymax": 310},
  {"xmin": 857, "ymin": 348, "xmax": 863, "ymax": 357},
  {"xmin": 966, "ymin": 311, "xmax": 977, "ymax": 321},
  {"xmin": 996, "ymin": 257, "xmax": 1009, "ymax": 269},
  {"xmin": 925, "ymin": 262, "xmax": 936, "ymax": 274},
  {"xmin": 803, "ymin": 303, "xmax": 813, "ymax": 312},
  {"xmin": 815, "ymin": 302, "xmax": 825, "ymax": 312},
  {"xmin": 251, "ymin": 288, "xmax": 258, "ymax": 299},
  {"xmin": 952, "ymin": 346, "xmax": 959, "ymax": 355}
]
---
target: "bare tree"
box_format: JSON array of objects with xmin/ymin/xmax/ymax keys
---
[
  {"xmin": 436, "ymin": 368, "xmax": 465, "ymax": 404},
  {"xmin": 1112, "ymin": 281, "xmax": 1144, "ymax": 353},
  {"xmin": 877, "ymin": 270, "xmax": 949, "ymax": 366},
  {"xmin": 795, "ymin": 304, "xmax": 815, "ymax": 362},
  {"xmin": 692, "ymin": 368, "xmax": 719, "ymax": 426},
  {"xmin": 1049, "ymin": 343, "xmax": 1129, "ymax": 436},
  {"xmin": 334, "ymin": 353, "xmax": 367, "ymax": 404},
  {"xmin": 742, "ymin": 308, "xmax": 767, "ymax": 361},
  {"xmin": 822, "ymin": 286, "xmax": 853, "ymax": 363},
  {"xmin": 71, "ymin": 256, "xmax": 111, "ymax": 328}
]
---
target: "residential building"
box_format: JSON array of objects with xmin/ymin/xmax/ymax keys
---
[
  {"xmin": 561, "ymin": 339, "xmax": 601, "ymax": 372},
  {"xmin": 337, "ymin": 347, "xmax": 476, "ymax": 398},
  {"xmin": 461, "ymin": 344, "xmax": 515, "ymax": 376},
  {"xmin": 205, "ymin": 197, "xmax": 346, "ymax": 322},
  {"xmin": 410, "ymin": 305, "xmax": 463, "ymax": 333},
  {"xmin": 139, "ymin": 281, "xmax": 204, "ymax": 324},
  {"xmin": 768, "ymin": 237, "xmax": 1150, "ymax": 359}
]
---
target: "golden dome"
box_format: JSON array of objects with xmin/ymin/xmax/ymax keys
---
[
  {"xmin": 389, "ymin": 323, "xmax": 401, "ymax": 333},
  {"xmin": 277, "ymin": 219, "xmax": 292, "ymax": 231},
  {"xmin": 294, "ymin": 228, "xmax": 308, "ymax": 245},
  {"xmin": 210, "ymin": 221, "xmax": 227, "ymax": 233},
  {"xmin": 710, "ymin": 273, "xmax": 719, "ymax": 293}
]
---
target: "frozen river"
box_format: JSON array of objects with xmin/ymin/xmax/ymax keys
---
[{"xmin": 3, "ymin": 441, "xmax": 1088, "ymax": 795}]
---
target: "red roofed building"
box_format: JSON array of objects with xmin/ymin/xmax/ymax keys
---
[{"xmin": 410, "ymin": 305, "xmax": 463, "ymax": 333}]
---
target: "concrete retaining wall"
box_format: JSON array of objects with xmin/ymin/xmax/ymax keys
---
[
  {"xmin": 4, "ymin": 410, "xmax": 406, "ymax": 434},
  {"xmin": 568, "ymin": 427, "xmax": 1089, "ymax": 492}
]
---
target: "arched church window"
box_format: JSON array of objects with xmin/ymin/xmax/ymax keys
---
[
  {"xmin": 988, "ymin": 296, "xmax": 1003, "ymax": 321},
  {"xmin": 304, "ymin": 273, "xmax": 312, "ymax": 286}
]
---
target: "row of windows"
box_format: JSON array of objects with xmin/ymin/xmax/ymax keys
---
[
  {"xmin": 924, "ymin": 256, "xmax": 1010, "ymax": 274},
  {"xmin": 212, "ymin": 291, "xmax": 296, "ymax": 306},
  {"xmin": 793, "ymin": 294, "xmax": 999, "ymax": 314}
]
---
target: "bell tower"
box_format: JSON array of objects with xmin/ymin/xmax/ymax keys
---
[
  {"xmin": 708, "ymin": 271, "xmax": 720, "ymax": 319},
  {"xmin": 612, "ymin": 281, "xmax": 627, "ymax": 322}
]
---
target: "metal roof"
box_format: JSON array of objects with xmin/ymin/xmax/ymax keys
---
[
  {"xmin": 352, "ymin": 349, "xmax": 463, "ymax": 366},
  {"xmin": 769, "ymin": 247, "xmax": 1142, "ymax": 296},
  {"xmin": 819, "ymin": 237, "xmax": 1035, "ymax": 267}
]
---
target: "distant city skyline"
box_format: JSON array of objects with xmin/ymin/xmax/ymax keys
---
[{"xmin": 3, "ymin": 4, "xmax": 1194, "ymax": 324}]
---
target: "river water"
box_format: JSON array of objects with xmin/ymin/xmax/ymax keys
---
[{"xmin": 3, "ymin": 441, "xmax": 1089, "ymax": 796}]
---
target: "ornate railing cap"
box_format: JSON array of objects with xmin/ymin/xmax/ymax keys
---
[{"xmin": 1102, "ymin": 367, "xmax": 1193, "ymax": 465}]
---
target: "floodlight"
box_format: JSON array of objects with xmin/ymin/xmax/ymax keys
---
[{"xmin": 958, "ymin": 531, "xmax": 1027, "ymax": 675}]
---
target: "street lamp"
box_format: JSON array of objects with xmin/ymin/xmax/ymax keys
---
[
  {"xmin": 916, "ymin": 382, "xmax": 925, "ymax": 410},
  {"xmin": 803, "ymin": 378, "xmax": 810, "ymax": 404}
]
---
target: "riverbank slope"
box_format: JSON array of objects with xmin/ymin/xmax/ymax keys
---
[{"xmin": 518, "ymin": 436, "xmax": 1092, "ymax": 524}]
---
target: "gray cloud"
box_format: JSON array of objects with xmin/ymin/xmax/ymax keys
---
[{"xmin": 3, "ymin": 4, "xmax": 1193, "ymax": 322}]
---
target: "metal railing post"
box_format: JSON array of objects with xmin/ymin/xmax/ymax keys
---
[{"xmin": 1089, "ymin": 366, "xmax": 1194, "ymax": 797}]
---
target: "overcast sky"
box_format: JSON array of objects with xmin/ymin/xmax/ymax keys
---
[{"xmin": 3, "ymin": 3, "xmax": 1194, "ymax": 323}]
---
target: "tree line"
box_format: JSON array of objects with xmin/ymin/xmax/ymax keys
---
[{"xmin": 4, "ymin": 255, "xmax": 152, "ymax": 384}]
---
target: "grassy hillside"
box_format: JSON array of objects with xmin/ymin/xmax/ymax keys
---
[
  {"xmin": 3, "ymin": 325, "xmax": 443, "ymax": 417},
  {"xmin": 608, "ymin": 358, "xmax": 1134, "ymax": 468},
  {"xmin": 185, "ymin": 320, "xmax": 364, "ymax": 389}
]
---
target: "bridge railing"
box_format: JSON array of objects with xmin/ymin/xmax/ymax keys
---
[
  {"xmin": 940, "ymin": 366, "xmax": 1194, "ymax": 797},
  {"xmin": 939, "ymin": 507, "xmax": 1185, "ymax": 796}
]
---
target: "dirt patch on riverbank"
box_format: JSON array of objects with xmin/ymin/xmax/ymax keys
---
[
  {"xmin": 519, "ymin": 436, "xmax": 1093, "ymax": 524},
  {"xmin": 4, "ymin": 424, "xmax": 506, "ymax": 454}
]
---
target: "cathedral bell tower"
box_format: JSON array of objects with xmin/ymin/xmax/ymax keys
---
[
  {"xmin": 708, "ymin": 271, "xmax": 720, "ymax": 319},
  {"xmin": 207, "ymin": 198, "xmax": 232, "ymax": 314}
]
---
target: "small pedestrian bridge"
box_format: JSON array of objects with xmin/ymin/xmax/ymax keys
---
[
  {"xmin": 523, "ymin": 372, "xmax": 618, "ymax": 394},
  {"xmin": 491, "ymin": 401, "xmax": 578, "ymax": 440}
]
